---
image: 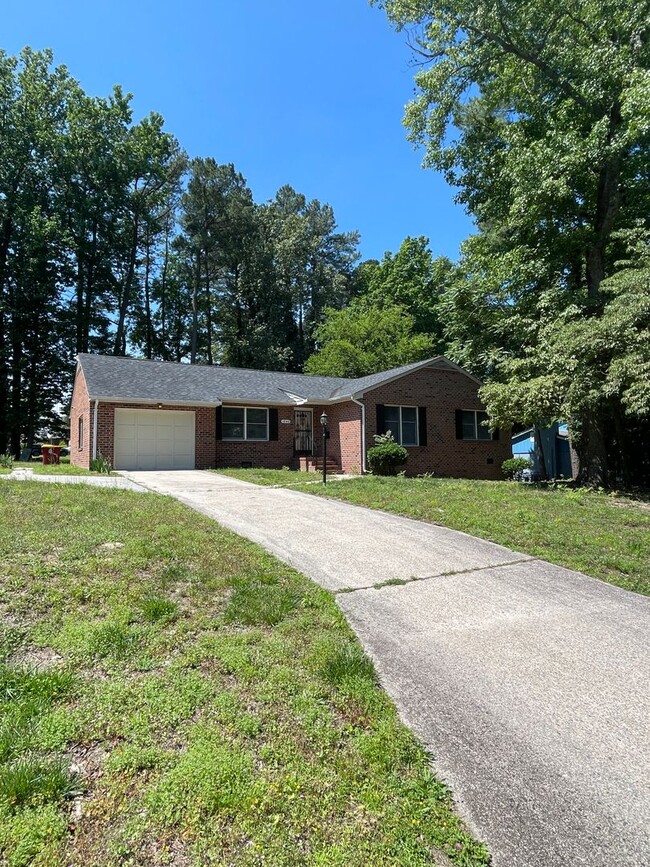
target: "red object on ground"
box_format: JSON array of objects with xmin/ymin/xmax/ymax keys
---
[{"xmin": 41, "ymin": 445, "xmax": 62, "ymax": 465}]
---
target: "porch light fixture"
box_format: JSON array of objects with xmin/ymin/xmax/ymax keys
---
[{"xmin": 320, "ymin": 412, "xmax": 329, "ymax": 485}]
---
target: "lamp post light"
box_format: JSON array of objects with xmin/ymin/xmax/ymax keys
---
[{"xmin": 320, "ymin": 411, "xmax": 329, "ymax": 485}]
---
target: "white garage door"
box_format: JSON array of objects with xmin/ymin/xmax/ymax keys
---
[{"xmin": 114, "ymin": 408, "xmax": 196, "ymax": 470}]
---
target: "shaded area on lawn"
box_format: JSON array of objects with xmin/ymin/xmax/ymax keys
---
[
  {"xmin": 0, "ymin": 482, "xmax": 488, "ymax": 866},
  {"xmin": 216, "ymin": 469, "xmax": 650, "ymax": 596}
]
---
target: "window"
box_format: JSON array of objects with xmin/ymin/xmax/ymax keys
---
[
  {"xmin": 457, "ymin": 410, "xmax": 496, "ymax": 440},
  {"xmin": 383, "ymin": 405, "xmax": 419, "ymax": 446},
  {"xmin": 222, "ymin": 406, "xmax": 269, "ymax": 441},
  {"xmin": 78, "ymin": 417, "xmax": 84, "ymax": 450}
]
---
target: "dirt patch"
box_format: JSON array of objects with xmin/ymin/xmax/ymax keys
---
[
  {"xmin": 12, "ymin": 646, "xmax": 64, "ymax": 670},
  {"xmin": 98, "ymin": 541, "xmax": 125, "ymax": 551},
  {"xmin": 610, "ymin": 499, "xmax": 650, "ymax": 514}
]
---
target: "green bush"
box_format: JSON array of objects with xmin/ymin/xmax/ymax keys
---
[
  {"xmin": 501, "ymin": 457, "xmax": 533, "ymax": 480},
  {"xmin": 89, "ymin": 453, "xmax": 112, "ymax": 474},
  {"xmin": 0, "ymin": 453, "xmax": 13, "ymax": 469},
  {"xmin": 367, "ymin": 442, "xmax": 408, "ymax": 476}
]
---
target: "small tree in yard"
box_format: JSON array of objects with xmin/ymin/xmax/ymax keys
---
[{"xmin": 367, "ymin": 432, "xmax": 408, "ymax": 476}]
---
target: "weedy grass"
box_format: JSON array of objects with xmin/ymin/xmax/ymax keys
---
[
  {"xmin": 218, "ymin": 469, "xmax": 650, "ymax": 595},
  {"xmin": 0, "ymin": 461, "xmax": 94, "ymax": 476},
  {"xmin": 0, "ymin": 481, "xmax": 489, "ymax": 866}
]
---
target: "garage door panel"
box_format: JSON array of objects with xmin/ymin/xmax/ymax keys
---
[{"xmin": 114, "ymin": 409, "xmax": 196, "ymax": 470}]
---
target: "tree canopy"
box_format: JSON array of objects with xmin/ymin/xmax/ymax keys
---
[
  {"xmin": 376, "ymin": 0, "xmax": 650, "ymax": 484},
  {"xmin": 0, "ymin": 48, "xmax": 359, "ymax": 454}
]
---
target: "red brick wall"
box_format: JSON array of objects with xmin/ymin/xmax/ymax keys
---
[
  {"xmin": 216, "ymin": 405, "xmax": 295, "ymax": 469},
  {"xmin": 70, "ymin": 365, "xmax": 91, "ymax": 469},
  {"xmin": 311, "ymin": 403, "xmax": 362, "ymax": 474},
  {"xmin": 361, "ymin": 366, "xmax": 512, "ymax": 480},
  {"xmin": 95, "ymin": 403, "xmax": 217, "ymax": 470}
]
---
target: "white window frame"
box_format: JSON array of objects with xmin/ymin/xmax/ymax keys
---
[
  {"xmin": 78, "ymin": 417, "xmax": 84, "ymax": 450},
  {"xmin": 222, "ymin": 406, "xmax": 269, "ymax": 441},
  {"xmin": 460, "ymin": 409, "xmax": 494, "ymax": 441},
  {"xmin": 384, "ymin": 405, "xmax": 419, "ymax": 447}
]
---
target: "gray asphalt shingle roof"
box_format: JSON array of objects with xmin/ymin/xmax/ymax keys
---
[{"xmin": 77, "ymin": 353, "xmax": 463, "ymax": 406}]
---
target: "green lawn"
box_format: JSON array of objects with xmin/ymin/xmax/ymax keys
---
[
  {"xmin": 216, "ymin": 469, "xmax": 650, "ymax": 596},
  {"xmin": 0, "ymin": 461, "xmax": 94, "ymax": 476},
  {"xmin": 0, "ymin": 482, "xmax": 488, "ymax": 867}
]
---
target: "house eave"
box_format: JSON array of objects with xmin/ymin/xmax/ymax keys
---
[{"xmin": 89, "ymin": 395, "xmax": 221, "ymax": 408}]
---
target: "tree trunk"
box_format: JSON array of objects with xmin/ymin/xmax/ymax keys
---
[
  {"xmin": 144, "ymin": 233, "xmax": 153, "ymax": 359},
  {"xmin": 576, "ymin": 409, "xmax": 609, "ymax": 486},
  {"xmin": 533, "ymin": 426, "xmax": 548, "ymax": 480},
  {"xmin": 0, "ymin": 216, "xmax": 13, "ymax": 452},
  {"xmin": 113, "ymin": 214, "xmax": 139, "ymax": 355},
  {"xmin": 190, "ymin": 251, "xmax": 199, "ymax": 364}
]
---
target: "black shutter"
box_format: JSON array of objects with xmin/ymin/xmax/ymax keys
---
[
  {"xmin": 492, "ymin": 428, "xmax": 500, "ymax": 441},
  {"xmin": 455, "ymin": 409, "xmax": 464, "ymax": 439},
  {"xmin": 376, "ymin": 404, "xmax": 385, "ymax": 434},
  {"xmin": 418, "ymin": 407, "xmax": 428, "ymax": 446},
  {"xmin": 269, "ymin": 408, "xmax": 278, "ymax": 441},
  {"xmin": 216, "ymin": 406, "xmax": 222, "ymax": 440}
]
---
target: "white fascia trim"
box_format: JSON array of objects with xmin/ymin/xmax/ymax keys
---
[{"xmin": 90, "ymin": 396, "xmax": 221, "ymax": 408}]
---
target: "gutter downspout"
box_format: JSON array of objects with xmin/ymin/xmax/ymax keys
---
[
  {"xmin": 350, "ymin": 396, "xmax": 367, "ymax": 474},
  {"xmin": 92, "ymin": 400, "xmax": 99, "ymax": 461}
]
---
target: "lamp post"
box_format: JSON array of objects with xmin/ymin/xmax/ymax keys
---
[{"xmin": 320, "ymin": 411, "xmax": 329, "ymax": 485}]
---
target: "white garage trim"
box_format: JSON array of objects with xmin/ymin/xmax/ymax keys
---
[{"xmin": 114, "ymin": 408, "xmax": 196, "ymax": 471}]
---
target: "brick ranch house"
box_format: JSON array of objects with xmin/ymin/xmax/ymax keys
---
[{"xmin": 70, "ymin": 353, "xmax": 511, "ymax": 478}]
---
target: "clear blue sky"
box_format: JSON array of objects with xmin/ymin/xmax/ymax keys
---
[{"xmin": 3, "ymin": 0, "xmax": 473, "ymax": 262}]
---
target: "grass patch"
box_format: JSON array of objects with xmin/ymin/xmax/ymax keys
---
[
  {"xmin": 219, "ymin": 469, "xmax": 650, "ymax": 595},
  {"xmin": 0, "ymin": 759, "xmax": 81, "ymax": 813},
  {"xmin": 0, "ymin": 481, "xmax": 489, "ymax": 865},
  {"xmin": 0, "ymin": 461, "xmax": 95, "ymax": 476}
]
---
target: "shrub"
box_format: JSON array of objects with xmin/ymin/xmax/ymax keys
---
[
  {"xmin": 0, "ymin": 453, "xmax": 13, "ymax": 469},
  {"xmin": 367, "ymin": 433, "xmax": 408, "ymax": 476},
  {"xmin": 90, "ymin": 453, "xmax": 112, "ymax": 474},
  {"xmin": 502, "ymin": 457, "xmax": 533, "ymax": 480}
]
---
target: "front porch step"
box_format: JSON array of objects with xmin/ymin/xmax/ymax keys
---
[{"xmin": 298, "ymin": 456, "xmax": 341, "ymax": 474}]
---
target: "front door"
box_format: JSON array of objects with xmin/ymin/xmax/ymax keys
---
[{"xmin": 294, "ymin": 409, "xmax": 313, "ymax": 455}]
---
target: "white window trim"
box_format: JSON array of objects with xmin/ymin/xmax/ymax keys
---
[
  {"xmin": 460, "ymin": 409, "xmax": 493, "ymax": 441},
  {"xmin": 78, "ymin": 417, "xmax": 84, "ymax": 450},
  {"xmin": 385, "ymin": 405, "xmax": 419, "ymax": 447},
  {"xmin": 222, "ymin": 406, "xmax": 270, "ymax": 442}
]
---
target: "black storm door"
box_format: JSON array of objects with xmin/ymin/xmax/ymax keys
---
[{"xmin": 293, "ymin": 409, "xmax": 313, "ymax": 455}]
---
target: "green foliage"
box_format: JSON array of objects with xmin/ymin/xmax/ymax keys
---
[
  {"xmin": 315, "ymin": 639, "xmax": 376, "ymax": 686},
  {"xmin": 367, "ymin": 441, "xmax": 409, "ymax": 476},
  {"xmin": 363, "ymin": 236, "xmax": 454, "ymax": 341},
  {"xmin": 138, "ymin": 594, "xmax": 178, "ymax": 623},
  {"xmin": 305, "ymin": 299, "xmax": 435, "ymax": 377},
  {"xmin": 501, "ymin": 458, "xmax": 533, "ymax": 480},
  {"xmin": 0, "ymin": 48, "xmax": 361, "ymax": 456},
  {"xmin": 375, "ymin": 1, "xmax": 650, "ymax": 485},
  {"xmin": 89, "ymin": 453, "xmax": 112, "ymax": 474},
  {"xmin": 0, "ymin": 455, "xmax": 13, "ymax": 469},
  {"xmin": 0, "ymin": 759, "xmax": 80, "ymax": 813},
  {"xmin": 224, "ymin": 579, "xmax": 301, "ymax": 626},
  {"xmin": 0, "ymin": 482, "xmax": 490, "ymax": 864}
]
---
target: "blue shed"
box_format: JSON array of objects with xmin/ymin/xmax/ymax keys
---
[{"xmin": 512, "ymin": 423, "xmax": 572, "ymax": 479}]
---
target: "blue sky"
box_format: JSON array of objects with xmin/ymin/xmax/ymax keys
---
[{"xmin": 3, "ymin": 0, "xmax": 473, "ymax": 262}]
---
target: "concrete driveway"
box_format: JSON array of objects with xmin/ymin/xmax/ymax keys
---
[{"xmin": 122, "ymin": 470, "xmax": 650, "ymax": 867}]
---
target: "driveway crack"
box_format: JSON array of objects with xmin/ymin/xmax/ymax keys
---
[{"xmin": 334, "ymin": 557, "xmax": 537, "ymax": 594}]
